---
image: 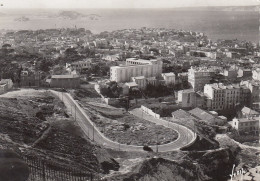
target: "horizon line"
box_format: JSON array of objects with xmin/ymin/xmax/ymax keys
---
[{"xmin": 1, "ymin": 4, "xmax": 259, "ymax": 10}]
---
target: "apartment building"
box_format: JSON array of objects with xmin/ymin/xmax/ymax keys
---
[
  {"xmin": 110, "ymin": 58, "xmax": 162, "ymax": 83},
  {"xmin": 204, "ymin": 83, "xmax": 250, "ymax": 111},
  {"xmin": 188, "ymin": 67, "xmax": 215, "ymax": 92}
]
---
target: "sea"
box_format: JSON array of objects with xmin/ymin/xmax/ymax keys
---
[{"xmin": 0, "ymin": 8, "xmax": 259, "ymax": 42}]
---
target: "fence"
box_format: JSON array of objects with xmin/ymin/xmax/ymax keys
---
[{"xmin": 23, "ymin": 155, "xmax": 101, "ymax": 181}]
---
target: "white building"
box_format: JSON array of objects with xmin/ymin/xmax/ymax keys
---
[
  {"xmin": 177, "ymin": 89, "xmax": 196, "ymax": 108},
  {"xmin": 110, "ymin": 58, "xmax": 162, "ymax": 83},
  {"xmin": 161, "ymin": 72, "xmax": 176, "ymax": 85},
  {"xmin": 232, "ymin": 117, "xmax": 259, "ymax": 134},
  {"xmin": 204, "ymin": 83, "xmax": 250, "ymax": 111},
  {"xmin": 188, "ymin": 67, "xmax": 214, "ymax": 92}
]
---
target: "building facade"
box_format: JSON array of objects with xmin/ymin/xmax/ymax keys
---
[
  {"xmin": 240, "ymin": 80, "xmax": 260, "ymax": 106},
  {"xmin": 161, "ymin": 72, "xmax": 176, "ymax": 85},
  {"xmin": 188, "ymin": 67, "xmax": 214, "ymax": 92},
  {"xmin": 232, "ymin": 117, "xmax": 259, "ymax": 134},
  {"xmin": 70, "ymin": 59, "xmax": 92, "ymax": 72},
  {"xmin": 204, "ymin": 83, "xmax": 250, "ymax": 111},
  {"xmin": 110, "ymin": 58, "xmax": 162, "ymax": 83},
  {"xmin": 50, "ymin": 75, "xmax": 80, "ymax": 89}
]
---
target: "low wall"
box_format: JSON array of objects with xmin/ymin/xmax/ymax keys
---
[
  {"xmin": 141, "ymin": 105, "xmax": 160, "ymax": 119},
  {"xmin": 95, "ymin": 84, "xmax": 121, "ymax": 106}
]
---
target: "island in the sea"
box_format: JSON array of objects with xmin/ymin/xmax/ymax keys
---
[
  {"xmin": 14, "ymin": 16, "xmax": 30, "ymax": 22},
  {"xmin": 50, "ymin": 11, "xmax": 101, "ymax": 20}
]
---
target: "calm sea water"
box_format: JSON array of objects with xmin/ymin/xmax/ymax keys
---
[{"xmin": 0, "ymin": 9, "xmax": 258, "ymax": 42}]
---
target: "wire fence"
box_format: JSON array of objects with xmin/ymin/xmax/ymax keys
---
[{"xmin": 23, "ymin": 155, "xmax": 102, "ymax": 181}]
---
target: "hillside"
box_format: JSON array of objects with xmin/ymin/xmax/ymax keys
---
[
  {"xmin": 0, "ymin": 89, "xmax": 118, "ymax": 176},
  {"xmin": 108, "ymin": 148, "xmax": 240, "ymax": 181}
]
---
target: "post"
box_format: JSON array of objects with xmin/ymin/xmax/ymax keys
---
[
  {"xmin": 74, "ymin": 105, "xmax": 76, "ymax": 121},
  {"xmin": 42, "ymin": 160, "xmax": 46, "ymax": 181},
  {"xmin": 93, "ymin": 124, "xmax": 94, "ymax": 141},
  {"xmin": 119, "ymin": 143, "xmax": 120, "ymax": 151},
  {"xmin": 156, "ymin": 134, "xmax": 158, "ymax": 153}
]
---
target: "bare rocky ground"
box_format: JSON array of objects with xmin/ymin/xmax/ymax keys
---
[
  {"xmin": 0, "ymin": 89, "xmax": 119, "ymax": 179},
  {"xmin": 70, "ymin": 85, "xmax": 178, "ymax": 146}
]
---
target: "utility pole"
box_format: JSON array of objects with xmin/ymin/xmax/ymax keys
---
[
  {"xmin": 74, "ymin": 105, "xmax": 76, "ymax": 121},
  {"xmin": 156, "ymin": 134, "xmax": 158, "ymax": 153},
  {"xmin": 93, "ymin": 124, "xmax": 95, "ymax": 141}
]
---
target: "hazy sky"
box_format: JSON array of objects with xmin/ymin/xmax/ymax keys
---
[{"xmin": 1, "ymin": 0, "xmax": 259, "ymax": 9}]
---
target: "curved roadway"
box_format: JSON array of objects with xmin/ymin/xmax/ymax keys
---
[{"xmin": 51, "ymin": 90, "xmax": 196, "ymax": 152}]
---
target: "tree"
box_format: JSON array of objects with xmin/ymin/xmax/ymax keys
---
[{"xmin": 39, "ymin": 59, "xmax": 52, "ymax": 72}]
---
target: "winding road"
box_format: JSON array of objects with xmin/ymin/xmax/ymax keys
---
[{"xmin": 51, "ymin": 90, "xmax": 196, "ymax": 152}]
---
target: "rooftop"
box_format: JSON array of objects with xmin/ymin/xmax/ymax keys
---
[
  {"xmin": 235, "ymin": 117, "xmax": 259, "ymax": 123},
  {"xmin": 132, "ymin": 76, "xmax": 146, "ymax": 80},
  {"xmin": 172, "ymin": 109, "xmax": 198, "ymax": 120},
  {"xmin": 207, "ymin": 83, "xmax": 245, "ymax": 90},
  {"xmin": 125, "ymin": 82, "xmax": 138, "ymax": 87},
  {"xmin": 126, "ymin": 58, "xmax": 157, "ymax": 65},
  {"xmin": 162, "ymin": 72, "xmax": 175, "ymax": 76},
  {"xmin": 241, "ymin": 107, "xmax": 260, "ymax": 115}
]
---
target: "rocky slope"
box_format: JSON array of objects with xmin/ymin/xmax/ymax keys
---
[
  {"xmin": 0, "ymin": 90, "xmax": 119, "ymax": 176},
  {"xmin": 108, "ymin": 146, "xmax": 240, "ymax": 181}
]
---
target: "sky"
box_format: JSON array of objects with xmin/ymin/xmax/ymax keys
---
[{"xmin": 1, "ymin": 0, "xmax": 259, "ymax": 9}]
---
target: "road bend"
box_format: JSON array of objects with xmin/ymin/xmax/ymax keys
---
[{"xmin": 50, "ymin": 90, "xmax": 196, "ymax": 152}]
